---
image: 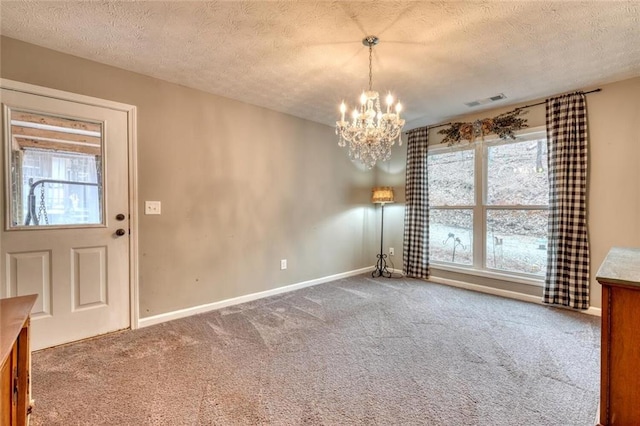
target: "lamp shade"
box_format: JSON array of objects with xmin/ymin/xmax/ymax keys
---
[{"xmin": 371, "ymin": 187, "xmax": 395, "ymax": 204}]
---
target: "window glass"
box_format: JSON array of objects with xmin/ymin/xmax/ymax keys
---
[
  {"xmin": 429, "ymin": 209, "xmax": 473, "ymax": 265},
  {"xmin": 486, "ymin": 209, "xmax": 548, "ymax": 275},
  {"xmin": 8, "ymin": 109, "xmax": 103, "ymax": 228},
  {"xmin": 487, "ymin": 139, "xmax": 548, "ymax": 206},
  {"xmin": 428, "ymin": 149, "xmax": 474, "ymax": 206}
]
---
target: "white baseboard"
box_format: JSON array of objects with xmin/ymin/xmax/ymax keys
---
[
  {"xmin": 138, "ymin": 266, "xmax": 373, "ymax": 328},
  {"xmin": 139, "ymin": 266, "xmax": 602, "ymax": 328},
  {"xmin": 583, "ymin": 306, "xmax": 602, "ymax": 316},
  {"xmin": 429, "ymin": 276, "xmax": 542, "ymax": 304},
  {"xmin": 428, "ymin": 276, "xmax": 602, "ymax": 317}
]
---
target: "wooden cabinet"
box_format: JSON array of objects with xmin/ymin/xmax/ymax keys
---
[
  {"xmin": 1, "ymin": 295, "xmax": 37, "ymax": 426},
  {"xmin": 596, "ymin": 247, "xmax": 640, "ymax": 426}
]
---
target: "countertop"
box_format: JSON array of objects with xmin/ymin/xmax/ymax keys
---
[{"xmin": 596, "ymin": 247, "xmax": 640, "ymax": 287}]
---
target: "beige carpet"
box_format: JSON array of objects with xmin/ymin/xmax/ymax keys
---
[{"xmin": 30, "ymin": 275, "xmax": 600, "ymax": 425}]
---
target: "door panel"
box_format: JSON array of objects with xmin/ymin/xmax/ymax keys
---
[
  {"xmin": 72, "ymin": 246, "xmax": 107, "ymax": 309},
  {"xmin": 1, "ymin": 87, "xmax": 130, "ymax": 350},
  {"xmin": 6, "ymin": 250, "xmax": 52, "ymax": 317}
]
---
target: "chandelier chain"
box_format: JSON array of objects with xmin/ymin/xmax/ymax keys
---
[{"xmin": 368, "ymin": 43, "xmax": 373, "ymax": 91}]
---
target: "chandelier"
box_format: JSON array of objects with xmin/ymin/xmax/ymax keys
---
[{"xmin": 336, "ymin": 36, "xmax": 405, "ymax": 169}]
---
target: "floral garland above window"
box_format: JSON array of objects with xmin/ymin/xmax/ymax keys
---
[{"xmin": 438, "ymin": 108, "xmax": 529, "ymax": 145}]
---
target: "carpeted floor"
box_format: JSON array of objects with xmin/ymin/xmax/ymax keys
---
[{"xmin": 30, "ymin": 275, "xmax": 600, "ymax": 425}]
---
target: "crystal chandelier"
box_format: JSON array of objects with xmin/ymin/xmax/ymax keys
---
[{"xmin": 336, "ymin": 36, "xmax": 405, "ymax": 169}]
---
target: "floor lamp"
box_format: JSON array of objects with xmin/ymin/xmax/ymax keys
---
[{"xmin": 371, "ymin": 187, "xmax": 394, "ymax": 278}]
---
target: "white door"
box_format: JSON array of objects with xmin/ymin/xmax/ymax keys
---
[{"xmin": 1, "ymin": 85, "xmax": 131, "ymax": 350}]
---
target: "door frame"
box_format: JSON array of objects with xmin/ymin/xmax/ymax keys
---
[{"xmin": 0, "ymin": 78, "xmax": 140, "ymax": 329}]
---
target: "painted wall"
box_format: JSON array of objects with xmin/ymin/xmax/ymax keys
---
[
  {"xmin": 380, "ymin": 76, "xmax": 640, "ymax": 309},
  {"xmin": 0, "ymin": 37, "xmax": 378, "ymax": 318}
]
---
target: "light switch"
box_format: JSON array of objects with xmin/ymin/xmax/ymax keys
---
[{"xmin": 145, "ymin": 201, "xmax": 161, "ymax": 215}]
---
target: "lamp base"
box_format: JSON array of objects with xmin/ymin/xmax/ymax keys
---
[{"xmin": 372, "ymin": 253, "xmax": 392, "ymax": 278}]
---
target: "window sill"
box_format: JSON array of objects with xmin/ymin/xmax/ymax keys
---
[{"xmin": 429, "ymin": 263, "xmax": 544, "ymax": 287}]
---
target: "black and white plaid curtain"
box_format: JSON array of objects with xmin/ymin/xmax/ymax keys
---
[
  {"xmin": 543, "ymin": 92, "xmax": 590, "ymax": 309},
  {"xmin": 403, "ymin": 127, "xmax": 429, "ymax": 278}
]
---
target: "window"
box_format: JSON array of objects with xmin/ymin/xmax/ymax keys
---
[
  {"xmin": 428, "ymin": 148, "xmax": 475, "ymax": 265},
  {"xmin": 7, "ymin": 109, "xmax": 104, "ymax": 228},
  {"xmin": 428, "ymin": 128, "xmax": 548, "ymax": 279}
]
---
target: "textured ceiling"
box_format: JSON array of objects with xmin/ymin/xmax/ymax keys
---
[{"xmin": 1, "ymin": 1, "xmax": 639, "ymax": 129}]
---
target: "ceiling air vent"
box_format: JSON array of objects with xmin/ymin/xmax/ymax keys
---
[{"xmin": 465, "ymin": 93, "xmax": 507, "ymax": 108}]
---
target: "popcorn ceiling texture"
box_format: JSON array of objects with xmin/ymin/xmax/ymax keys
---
[{"xmin": 1, "ymin": 1, "xmax": 639, "ymax": 129}]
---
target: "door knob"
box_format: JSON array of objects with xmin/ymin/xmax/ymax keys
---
[
  {"xmin": 115, "ymin": 229, "xmax": 126, "ymax": 236},
  {"xmin": 116, "ymin": 213, "xmax": 126, "ymax": 221}
]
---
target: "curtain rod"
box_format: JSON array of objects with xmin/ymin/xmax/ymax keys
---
[{"xmin": 420, "ymin": 88, "xmax": 602, "ymax": 132}]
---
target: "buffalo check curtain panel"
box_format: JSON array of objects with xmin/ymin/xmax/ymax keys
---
[
  {"xmin": 403, "ymin": 127, "xmax": 430, "ymax": 279},
  {"xmin": 543, "ymin": 92, "xmax": 590, "ymax": 309}
]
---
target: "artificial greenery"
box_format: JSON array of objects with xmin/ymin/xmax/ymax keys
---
[{"xmin": 438, "ymin": 108, "xmax": 529, "ymax": 145}]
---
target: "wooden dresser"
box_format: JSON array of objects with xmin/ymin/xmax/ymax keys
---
[
  {"xmin": 1, "ymin": 295, "xmax": 37, "ymax": 426},
  {"xmin": 596, "ymin": 247, "xmax": 640, "ymax": 426}
]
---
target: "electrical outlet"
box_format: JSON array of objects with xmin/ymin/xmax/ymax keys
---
[
  {"xmin": 145, "ymin": 201, "xmax": 161, "ymax": 215},
  {"xmin": 280, "ymin": 259, "xmax": 287, "ymax": 270},
  {"xmin": 389, "ymin": 247, "xmax": 395, "ymax": 256}
]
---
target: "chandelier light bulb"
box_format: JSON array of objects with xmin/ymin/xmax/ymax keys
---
[
  {"xmin": 386, "ymin": 93, "xmax": 394, "ymax": 114},
  {"xmin": 340, "ymin": 102, "xmax": 346, "ymax": 122},
  {"xmin": 386, "ymin": 93, "xmax": 394, "ymax": 105},
  {"xmin": 352, "ymin": 108, "xmax": 359, "ymax": 121},
  {"xmin": 360, "ymin": 92, "xmax": 367, "ymax": 105},
  {"xmin": 395, "ymin": 102, "xmax": 403, "ymax": 117}
]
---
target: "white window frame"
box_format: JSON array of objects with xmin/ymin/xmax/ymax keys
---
[{"xmin": 428, "ymin": 126, "xmax": 548, "ymax": 286}]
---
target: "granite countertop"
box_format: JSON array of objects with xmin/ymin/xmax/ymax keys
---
[{"xmin": 596, "ymin": 247, "xmax": 640, "ymax": 287}]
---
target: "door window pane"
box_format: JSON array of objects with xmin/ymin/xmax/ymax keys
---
[
  {"xmin": 429, "ymin": 209, "xmax": 473, "ymax": 265},
  {"xmin": 7, "ymin": 109, "xmax": 103, "ymax": 228},
  {"xmin": 486, "ymin": 209, "xmax": 548, "ymax": 275},
  {"xmin": 428, "ymin": 149, "xmax": 474, "ymax": 206},
  {"xmin": 486, "ymin": 139, "xmax": 548, "ymax": 206}
]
